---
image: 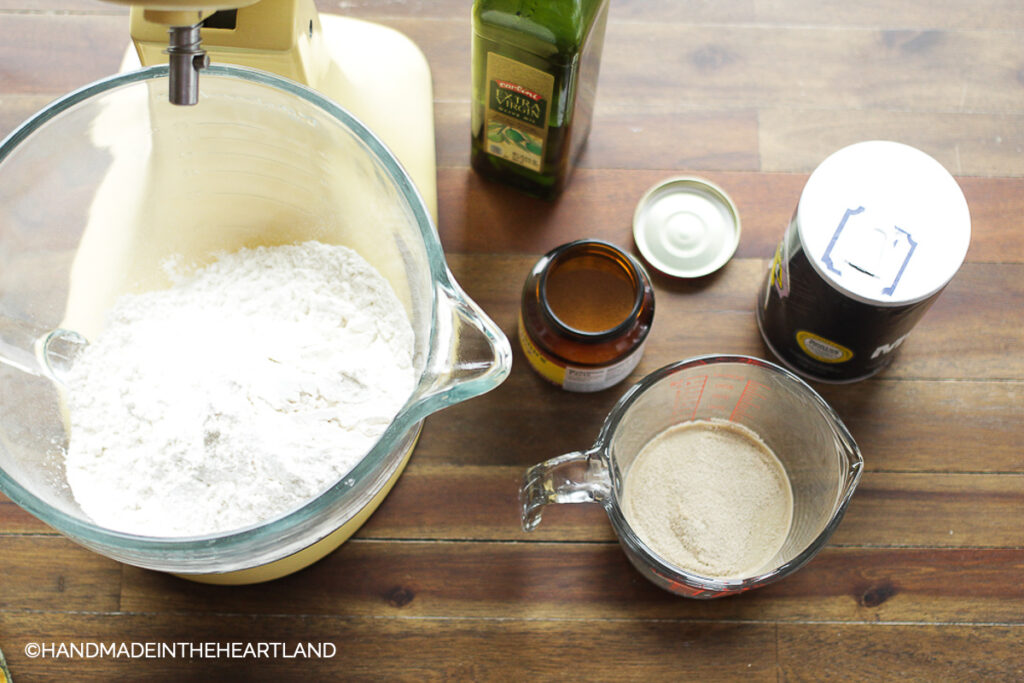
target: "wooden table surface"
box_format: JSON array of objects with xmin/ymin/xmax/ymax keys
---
[{"xmin": 2, "ymin": 0, "xmax": 1023, "ymax": 680}]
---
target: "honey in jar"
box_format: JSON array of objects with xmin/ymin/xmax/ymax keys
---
[{"xmin": 519, "ymin": 239, "xmax": 654, "ymax": 392}]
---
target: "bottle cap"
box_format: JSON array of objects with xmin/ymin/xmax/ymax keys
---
[{"xmin": 632, "ymin": 177, "xmax": 741, "ymax": 278}]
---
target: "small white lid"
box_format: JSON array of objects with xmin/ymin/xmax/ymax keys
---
[
  {"xmin": 798, "ymin": 141, "xmax": 971, "ymax": 305},
  {"xmin": 632, "ymin": 177, "xmax": 741, "ymax": 278}
]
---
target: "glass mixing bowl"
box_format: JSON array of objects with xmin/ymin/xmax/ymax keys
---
[{"xmin": 0, "ymin": 65, "xmax": 511, "ymax": 581}]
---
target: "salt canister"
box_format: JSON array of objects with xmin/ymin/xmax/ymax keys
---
[{"xmin": 757, "ymin": 140, "xmax": 971, "ymax": 383}]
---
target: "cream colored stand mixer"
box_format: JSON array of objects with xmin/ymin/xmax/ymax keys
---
[
  {"xmin": 0, "ymin": 0, "xmax": 512, "ymax": 585},
  {"xmin": 114, "ymin": 0, "xmax": 437, "ymax": 218},
  {"xmin": 63, "ymin": 0, "xmax": 438, "ymax": 338},
  {"xmin": 50, "ymin": 0, "xmax": 444, "ymax": 583}
]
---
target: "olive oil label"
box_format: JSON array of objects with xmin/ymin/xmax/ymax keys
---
[{"xmin": 484, "ymin": 52, "xmax": 553, "ymax": 172}]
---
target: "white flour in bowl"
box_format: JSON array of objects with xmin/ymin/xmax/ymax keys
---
[{"xmin": 63, "ymin": 241, "xmax": 416, "ymax": 537}]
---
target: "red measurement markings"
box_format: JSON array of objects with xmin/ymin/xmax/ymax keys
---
[
  {"xmin": 705, "ymin": 374, "xmax": 745, "ymax": 414},
  {"xmin": 671, "ymin": 375, "xmax": 708, "ymax": 421},
  {"xmin": 729, "ymin": 380, "xmax": 770, "ymax": 421}
]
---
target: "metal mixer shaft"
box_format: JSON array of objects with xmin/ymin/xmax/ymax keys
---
[{"xmin": 166, "ymin": 23, "xmax": 209, "ymax": 105}]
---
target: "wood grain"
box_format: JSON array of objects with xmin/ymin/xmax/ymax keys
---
[
  {"xmin": 0, "ymin": 15, "xmax": 126, "ymax": 95},
  {"xmin": 352, "ymin": 464, "xmax": 1024, "ymax": 548},
  {"xmin": 437, "ymin": 170, "xmax": 1024, "ymax": 262},
  {"xmin": 366, "ymin": 15, "xmax": 1024, "ymax": 114},
  {"xmin": 777, "ymin": 624, "xmax": 1024, "ymax": 682},
  {"xmin": 752, "ymin": 0, "xmax": 1024, "ymax": 30},
  {"xmin": 282, "ymin": 0, "xmax": 1024, "ymax": 31},
  {"xmin": 9, "ymin": 466, "xmax": 1023, "ymax": 546},
  {"xmin": 0, "ymin": 536, "xmax": 120, "ymax": 611},
  {"xmin": 2, "ymin": 10, "xmax": 1022, "ymax": 177},
  {"xmin": 0, "ymin": 0, "xmax": 1021, "ymax": 680},
  {"xmin": 434, "ymin": 101, "xmax": 764, "ymax": 171},
  {"xmin": 118, "ymin": 543, "xmax": 1024, "ymax": 624},
  {"xmin": 0, "ymin": 611, "xmax": 780, "ymax": 681},
  {"xmin": 445, "ymin": 254, "xmax": 1024, "ymax": 380},
  {"xmin": 413, "ymin": 370, "xmax": 1024, "ymax": 473},
  {"xmin": 2, "ymin": 612, "xmax": 1022, "ymax": 681},
  {"xmin": 0, "ymin": 496, "xmax": 54, "ymax": 534},
  {"xmin": 759, "ymin": 108, "xmax": 1024, "ymax": 176}
]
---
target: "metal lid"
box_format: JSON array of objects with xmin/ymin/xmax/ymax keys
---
[
  {"xmin": 797, "ymin": 141, "xmax": 971, "ymax": 306},
  {"xmin": 632, "ymin": 176, "xmax": 741, "ymax": 278}
]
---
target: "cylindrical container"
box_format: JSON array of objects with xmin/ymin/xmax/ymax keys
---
[
  {"xmin": 757, "ymin": 141, "xmax": 971, "ymax": 383},
  {"xmin": 520, "ymin": 355, "xmax": 863, "ymax": 598},
  {"xmin": 519, "ymin": 239, "xmax": 654, "ymax": 392}
]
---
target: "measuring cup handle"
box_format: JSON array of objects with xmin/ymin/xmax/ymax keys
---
[{"xmin": 520, "ymin": 448, "xmax": 610, "ymax": 532}]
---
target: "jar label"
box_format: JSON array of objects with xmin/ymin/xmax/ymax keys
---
[
  {"xmin": 562, "ymin": 343, "xmax": 645, "ymax": 392},
  {"xmin": 518, "ymin": 314, "xmax": 645, "ymax": 392},
  {"xmin": 483, "ymin": 52, "xmax": 553, "ymax": 172},
  {"xmin": 518, "ymin": 316, "xmax": 566, "ymax": 385},
  {"xmin": 796, "ymin": 330, "xmax": 854, "ymax": 364}
]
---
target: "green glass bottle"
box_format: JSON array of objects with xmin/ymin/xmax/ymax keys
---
[{"xmin": 471, "ymin": 0, "xmax": 610, "ymax": 200}]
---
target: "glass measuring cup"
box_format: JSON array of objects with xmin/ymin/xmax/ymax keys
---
[{"xmin": 521, "ymin": 355, "xmax": 862, "ymax": 598}]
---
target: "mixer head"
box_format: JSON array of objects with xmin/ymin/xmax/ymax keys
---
[
  {"xmin": 103, "ymin": 0, "xmax": 302, "ymax": 106},
  {"xmin": 91, "ymin": 0, "xmax": 440, "ymax": 219}
]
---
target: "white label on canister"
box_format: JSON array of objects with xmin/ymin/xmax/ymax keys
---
[
  {"xmin": 562, "ymin": 341, "xmax": 646, "ymax": 393},
  {"xmin": 797, "ymin": 141, "xmax": 970, "ymax": 306},
  {"xmin": 820, "ymin": 206, "xmax": 918, "ymax": 298}
]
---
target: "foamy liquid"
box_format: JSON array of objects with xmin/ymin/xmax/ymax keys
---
[{"xmin": 622, "ymin": 419, "xmax": 793, "ymax": 580}]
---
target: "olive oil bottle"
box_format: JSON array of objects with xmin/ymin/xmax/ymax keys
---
[{"xmin": 471, "ymin": 0, "xmax": 610, "ymax": 200}]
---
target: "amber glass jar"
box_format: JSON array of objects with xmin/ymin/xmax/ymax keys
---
[{"xmin": 519, "ymin": 239, "xmax": 655, "ymax": 392}]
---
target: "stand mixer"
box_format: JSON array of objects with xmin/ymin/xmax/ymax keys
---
[
  {"xmin": 0, "ymin": 0, "xmax": 511, "ymax": 583},
  {"xmin": 59, "ymin": 0, "xmax": 438, "ymax": 337},
  {"xmin": 110, "ymin": 0, "xmax": 437, "ymax": 220}
]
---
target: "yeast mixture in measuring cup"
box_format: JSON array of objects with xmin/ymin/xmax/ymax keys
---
[{"xmin": 622, "ymin": 418, "xmax": 794, "ymax": 580}]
